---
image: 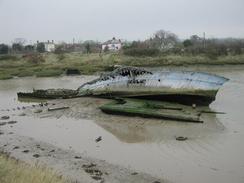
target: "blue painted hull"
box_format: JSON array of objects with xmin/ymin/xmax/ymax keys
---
[{"xmin": 78, "ymin": 67, "xmax": 229, "ymax": 105}]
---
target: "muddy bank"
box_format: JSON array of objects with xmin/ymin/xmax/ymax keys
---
[
  {"xmin": 0, "ymin": 133, "xmax": 165, "ymax": 183},
  {"xmin": 1, "ymin": 65, "xmax": 244, "ymax": 183}
]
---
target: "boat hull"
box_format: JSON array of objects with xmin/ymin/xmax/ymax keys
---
[{"xmin": 78, "ymin": 67, "xmax": 228, "ymax": 105}]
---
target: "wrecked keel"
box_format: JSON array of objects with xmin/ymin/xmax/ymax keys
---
[
  {"xmin": 17, "ymin": 66, "xmax": 228, "ymax": 105},
  {"xmin": 17, "ymin": 89, "xmax": 78, "ymax": 99},
  {"xmin": 100, "ymin": 98, "xmax": 203, "ymax": 123}
]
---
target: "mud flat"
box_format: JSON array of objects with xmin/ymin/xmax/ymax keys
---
[
  {"xmin": 0, "ymin": 133, "xmax": 165, "ymax": 183},
  {"xmin": 1, "ymin": 65, "xmax": 244, "ymax": 183}
]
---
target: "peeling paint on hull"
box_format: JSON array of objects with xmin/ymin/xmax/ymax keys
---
[{"xmin": 78, "ymin": 67, "xmax": 229, "ymax": 105}]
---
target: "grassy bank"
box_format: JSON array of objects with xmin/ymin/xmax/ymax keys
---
[
  {"xmin": 0, "ymin": 154, "xmax": 67, "ymax": 183},
  {"xmin": 0, "ymin": 52, "xmax": 244, "ymax": 80}
]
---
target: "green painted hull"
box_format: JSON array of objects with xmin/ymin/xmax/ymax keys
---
[{"xmin": 100, "ymin": 98, "xmax": 203, "ymax": 123}]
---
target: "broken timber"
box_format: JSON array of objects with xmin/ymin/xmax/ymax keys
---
[
  {"xmin": 48, "ymin": 106, "xmax": 69, "ymax": 111},
  {"xmin": 18, "ymin": 89, "xmax": 78, "ymax": 99}
]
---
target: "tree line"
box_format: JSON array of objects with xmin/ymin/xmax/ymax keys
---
[
  {"xmin": 123, "ymin": 30, "xmax": 244, "ymax": 57},
  {"xmin": 1, "ymin": 29, "xmax": 244, "ymax": 57}
]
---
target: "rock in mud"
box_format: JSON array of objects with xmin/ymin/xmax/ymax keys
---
[
  {"xmin": 95, "ymin": 136, "xmax": 102, "ymax": 142},
  {"xmin": 176, "ymin": 136, "xmax": 188, "ymax": 141}
]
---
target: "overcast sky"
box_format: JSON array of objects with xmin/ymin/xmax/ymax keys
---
[{"xmin": 0, "ymin": 0, "xmax": 243, "ymax": 44}]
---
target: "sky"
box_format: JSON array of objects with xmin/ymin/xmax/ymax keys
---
[{"xmin": 0, "ymin": 0, "xmax": 244, "ymax": 44}]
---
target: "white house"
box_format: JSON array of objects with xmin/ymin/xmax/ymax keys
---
[
  {"xmin": 102, "ymin": 37, "xmax": 122, "ymax": 51},
  {"xmin": 44, "ymin": 40, "xmax": 55, "ymax": 52}
]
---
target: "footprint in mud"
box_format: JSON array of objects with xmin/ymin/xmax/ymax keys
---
[
  {"xmin": 22, "ymin": 150, "xmax": 30, "ymax": 153},
  {"xmin": 36, "ymin": 144, "xmax": 41, "ymax": 148},
  {"xmin": 34, "ymin": 109, "xmax": 43, "ymax": 113},
  {"xmin": 33, "ymin": 154, "xmax": 40, "ymax": 158},
  {"xmin": 0, "ymin": 121, "xmax": 18, "ymax": 126},
  {"xmin": 13, "ymin": 146, "xmax": 19, "ymax": 150},
  {"xmin": 7, "ymin": 121, "xmax": 18, "ymax": 124},
  {"xmin": 0, "ymin": 122, "xmax": 7, "ymax": 126},
  {"xmin": 82, "ymin": 163, "xmax": 103, "ymax": 181},
  {"xmin": 19, "ymin": 113, "xmax": 26, "ymax": 116},
  {"xmin": 0, "ymin": 132, "xmax": 4, "ymax": 135},
  {"xmin": 1, "ymin": 116, "xmax": 10, "ymax": 120},
  {"xmin": 74, "ymin": 156, "xmax": 82, "ymax": 159}
]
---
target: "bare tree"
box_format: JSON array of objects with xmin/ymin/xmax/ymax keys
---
[
  {"xmin": 190, "ymin": 35, "xmax": 202, "ymax": 45},
  {"xmin": 13, "ymin": 38, "xmax": 26, "ymax": 45},
  {"xmin": 149, "ymin": 30, "xmax": 179, "ymax": 50},
  {"xmin": 12, "ymin": 38, "xmax": 27, "ymax": 53}
]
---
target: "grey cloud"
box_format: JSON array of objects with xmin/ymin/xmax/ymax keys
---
[{"xmin": 0, "ymin": 0, "xmax": 243, "ymax": 44}]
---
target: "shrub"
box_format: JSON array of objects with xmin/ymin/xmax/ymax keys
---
[
  {"xmin": 12, "ymin": 43, "xmax": 23, "ymax": 52},
  {"xmin": 25, "ymin": 54, "xmax": 45, "ymax": 64},
  {"xmin": 0, "ymin": 55, "xmax": 17, "ymax": 61},
  {"xmin": 123, "ymin": 48, "xmax": 160, "ymax": 57},
  {"xmin": 54, "ymin": 45, "xmax": 66, "ymax": 54},
  {"xmin": 36, "ymin": 43, "xmax": 45, "ymax": 53},
  {"xmin": 36, "ymin": 69, "xmax": 63, "ymax": 77},
  {"xmin": 57, "ymin": 53, "xmax": 65, "ymax": 60},
  {"xmin": 183, "ymin": 39, "xmax": 193, "ymax": 47},
  {"xmin": 0, "ymin": 44, "xmax": 9, "ymax": 54}
]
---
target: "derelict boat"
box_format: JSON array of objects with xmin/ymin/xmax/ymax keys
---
[{"xmin": 78, "ymin": 66, "xmax": 228, "ymax": 105}]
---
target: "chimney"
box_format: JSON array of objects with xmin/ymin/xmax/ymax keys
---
[
  {"xmin": 48, "ymin": 40, "xmax": 50, "ymax": 43},
  {"xmin": 52, "ymin": 40, "xmax": 54, "ymax": 43},
  {"xmin": 37, "ymin": 40, "xmax": 39, "ymax": 44}
]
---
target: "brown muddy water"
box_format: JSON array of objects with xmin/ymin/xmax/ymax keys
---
[{"xmin": 1, "ymin": 65, "xmax": 244, "ymax": 183}]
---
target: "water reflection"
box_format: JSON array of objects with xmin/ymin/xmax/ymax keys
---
[
  {"xmin": 94, "ymin": 110, "xmax": 225, "ymax": 143},
  {"xmin": 16, "ymin": 96, "xmax": 225, "ymax": 144}
]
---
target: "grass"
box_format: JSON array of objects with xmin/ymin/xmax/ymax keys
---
[
  {"xmin": 0, "ymin": 154, "xmax": 68, "ymax": 183},
  {"xmin": 0, "ymin": 52, "xmax": 244, "ymax": 80},
  {"xmin": 35, "ymin": 69, "xmax": 64, "ymax": 77}
]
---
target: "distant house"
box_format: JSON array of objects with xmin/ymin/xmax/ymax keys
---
[
  {"xmin": 44, "ymin": 40, "xmax": 55, "ymax": 52},
  {"xmin": 102, "ymin": 37, "xmax": 122, "ymax": 51}
]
